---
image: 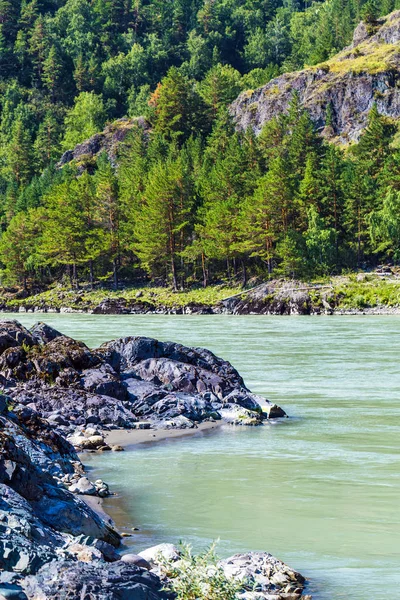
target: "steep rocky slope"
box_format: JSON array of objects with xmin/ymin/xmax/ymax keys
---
[{"xmin": 230, "ymin": 11, "xmax": 400, "ymax": 143}]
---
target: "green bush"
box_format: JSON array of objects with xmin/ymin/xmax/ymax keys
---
[{"xmin": 159, "ymin": 542, "xmax": 241, "ymax": 600}]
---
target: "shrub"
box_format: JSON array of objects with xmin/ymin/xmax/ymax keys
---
[{"xmin": 159, "ymin": 542, "xmax": 242, "ymax": 600}]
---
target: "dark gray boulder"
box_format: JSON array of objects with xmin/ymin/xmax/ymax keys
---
[
  {"xmin": 29, "ymin": 323, "xmax": 62, "ymax": 345},
  {"xmin": 22, "ymin": 560, "xmax": 174, "ymax": 600},
  {"xmin": 0, "ymin": 320, "xmax": 287, "ymax": 431},
  {"xmin": 0, "ymin": 408, "xmax": 120, "ymax": 548}
]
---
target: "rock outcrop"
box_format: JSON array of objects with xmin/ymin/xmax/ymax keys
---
[
  {"xmin": 230, "ymin": 11, "xmax": 400, "ymax": 143},
  {"xmin": 0, "ymin": 397, "xmax": 170, "ymax": 599},
  {"xmin": 216, "ymin": 280, "xmax": 335, "ymax": 316},
  {"xmin": 0, "ymin": 320, "xmax": 286, "ymax": 435},
  {"xmin": 57, "ymin": 117, "xmax": 149, "ymax": 170}
]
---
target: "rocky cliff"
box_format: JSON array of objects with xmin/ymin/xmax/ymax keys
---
[
  {"xmin": 57, "ymin": 116, "xmax": 149, "ymax": 170},
  {"xmin": 230, "ymin": 10, "xmax": 400, "ymax": 143}
]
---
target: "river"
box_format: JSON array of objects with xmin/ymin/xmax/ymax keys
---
[{"xmin": 11, "ymin": 313, "xmax": 400, "ymax": 599}]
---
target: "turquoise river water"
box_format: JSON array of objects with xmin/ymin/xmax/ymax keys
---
[{"xmin": 11, "ymin": 313, "xmax": 400, "ymax": 600}]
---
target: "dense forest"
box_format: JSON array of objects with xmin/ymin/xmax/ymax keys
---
[{"xmin": 0, "ymin": 0, "xmax": 400, "ymax": 289}]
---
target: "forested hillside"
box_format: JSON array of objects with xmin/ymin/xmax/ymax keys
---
[{"xmin": 1, "ymin": 0, "xmax": 400, "ymax": 290}]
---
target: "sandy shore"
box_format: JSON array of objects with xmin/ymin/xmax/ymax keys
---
[{"xmin": 103, "ymin": 420, "xmax": 222, "ymax": 449}]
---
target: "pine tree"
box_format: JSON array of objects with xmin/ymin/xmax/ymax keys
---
[
  {"xmin": 29, "ymin": 15, "xmax": 47, "ymax": 84},
  {"xmin": 40, "ymin": 177, "xmax": 93, "ymax": 286},
  {"xmin": 369, "ymin": 188, "xmax": 400, "ymax": 263},
  {"xmin": 8, "ymin": 119, "xmax": 32, "ymax": 186},
  {"xmin": 0, "ymin": 208, "xmax": 43, "ymax": 288},
  {"xmin": 134, "ymin": 154, "xmax": 193, "ymax": 289},
  {"xmin": 94, "ymin": 154, "xmax": 120, "ymax": 290},
  {"xmin": 354, "ymin": 103, "xmax": 396, "ymax": 176},
  {"xmin": 238, "ymin": 155, "xmax": 294, "ymax": 274},
  {"xmin": 42, "ymin": 45, "xmax": 62, "ymax": 100},
  {"xmin": 33, "ymin": 113, "xmax": 62, "ymax": 171},
  {"xmin": 149, "ymin": 67, "xmax": 206, "ymax": 142}
]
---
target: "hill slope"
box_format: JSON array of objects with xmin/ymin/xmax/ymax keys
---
[{"xmin": 230, "ymin": 10, "xmax": 400, "ymax": 142}]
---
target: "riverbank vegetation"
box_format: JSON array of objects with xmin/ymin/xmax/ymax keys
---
[
  {"xmin": 0, "ymin": 0, "xmax": 400, "ymax": 291},
  {"xmin": 3, "ymin": 273, "xmax": 400, "ymax": 312}
]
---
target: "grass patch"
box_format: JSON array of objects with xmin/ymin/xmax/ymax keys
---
[
  {"xmin": 313, "ymin": 42, "xmax": 399, "ymax": 75},
  {"xmin": 0, "ymin": 284, "xmax": 244, "ymax": 311},
  {"xmin": 332, "ymin": 275, "xmax": 400, "ymax": 308}
]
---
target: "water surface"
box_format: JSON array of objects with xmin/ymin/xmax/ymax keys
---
[{"xmin": 12, "ymin": 313, "xmax": 400, "ymax": 599}]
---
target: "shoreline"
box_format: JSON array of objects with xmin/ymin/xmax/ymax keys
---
[
  {"xmin": 3, "ymin": 306, "xmax": 400, "ymax": 316},
  {"xmin": 103, "ymin": 420, "xmax": 223, "ymax": 449},
  {"xmin": 4, "ymin": 274, "xmax": 400, "ymax": 316},
  {"xmin": 80, "ymin": 422, "xmax": 224, "ymax": 532}
]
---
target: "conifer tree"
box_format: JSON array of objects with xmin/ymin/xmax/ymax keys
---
[
  {"xmin": 0, "ymin": 208, "xmax": 43, "ymax": 288},
  {"xmin": 134, "ymin": 154, "xmax": 193, "ymax": 289},
  {"xmin": 8, "ymin": 119, "xmax": 32, "ymax": 186},
  {"xmin": 94, "ymin": 154, "xmax": 120, "ymax": 290},
  {"xmin": 42, "ymin": 45, "xmax": 62, "ymax": 100}
]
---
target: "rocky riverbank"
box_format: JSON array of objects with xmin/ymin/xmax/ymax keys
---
[
  {"xmin": 3, "ymin": 273, "xmax": 400, "ymax": 316},
  {"xmin": 0, "ymin": 319, "xmax": 313, "ymax": 599}
]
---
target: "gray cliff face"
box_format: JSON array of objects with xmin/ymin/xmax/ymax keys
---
[
  {"xmin": 230, "ymin": 11, "xmax": 400, "ymax": 143},
  {"xmin": 57, "ymin": 116, "xmax": 149, "ymax": 169}
]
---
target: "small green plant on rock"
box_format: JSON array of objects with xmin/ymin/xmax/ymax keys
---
[{"xmin": 159, "ymin": 542, "xmax": 242, "ymax": 600}]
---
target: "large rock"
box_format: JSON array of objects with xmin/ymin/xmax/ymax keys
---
[
  {"xmin": 220, "ymin": 552, "xmax": 307, "ymax": 599},
  {"xmin": 22, "ymin": 560, "xmax": 174, "ymax": 600},
  {"xmin": 29, "ymin": 323, "xmax": 62, "ymax": 345},
  {"xmin": 0, "ymin": 485, "xmax": 65, "ymax": 575},
  {"xmin": 0, "ymin": 407, "xmax": 120, "ymax": 551},
  {"xmin": 0, "ymin": 320, "xmax": 287, "ymax": 431},
  {"xmin": 9, "ymin": 385, "xmax": 138, "ymax": 433},
  {"xmin": 230, "ymin": 11, "xmax": 400, "ymax": 143},
  {"xmin": 57, "ymin": 117, "xmax": 150, "ymax": 169}
]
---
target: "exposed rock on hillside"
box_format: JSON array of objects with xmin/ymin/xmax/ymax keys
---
[
  {"xmin": 230, "ymin": 11, "xmax": 400, "ymax": 142},
  {"xmin": 57, "ymin": 117, "xmax": 149, "ymax": 169}
]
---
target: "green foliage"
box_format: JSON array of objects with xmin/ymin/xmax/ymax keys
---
[
  {"xmin": 62, "ymin": 92, "xmax": 107, "ymax": 150},
  {"xmin": 159, "ymin": 542, "xmax": 241, "ymax": 600},
  {"xmin": 0, "ymin": 0, "xmax": 399, "ymax": 290}
]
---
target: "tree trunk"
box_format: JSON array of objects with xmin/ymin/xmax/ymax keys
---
[
  {"xmin": 226, "ymin": 258, "xmax": 231, "ymax": 282},
  {"xmin": 201, "ymin": 252, "xmax": 208, "ymax": 288},
  {"xmin": 171, "ymin": 256, "xmax": 178, "ymax": 291},
  {"xmin": 67, "ymin": 264, "xmax": 73, "ymax": 289},
  {"xmin": 72, "ymin": 263, "xmax": 78, "ymax": 289},
  {"xmin": 113, "ymin": 258, "xmax": 118, "ymax": 291},
  {"xmin": 241, "ymin": 259, "xmax": 247, "ymax": 286},
  {"xmin": 89, "ymin": 260, "xmax": 94, "ymax": 290}
]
